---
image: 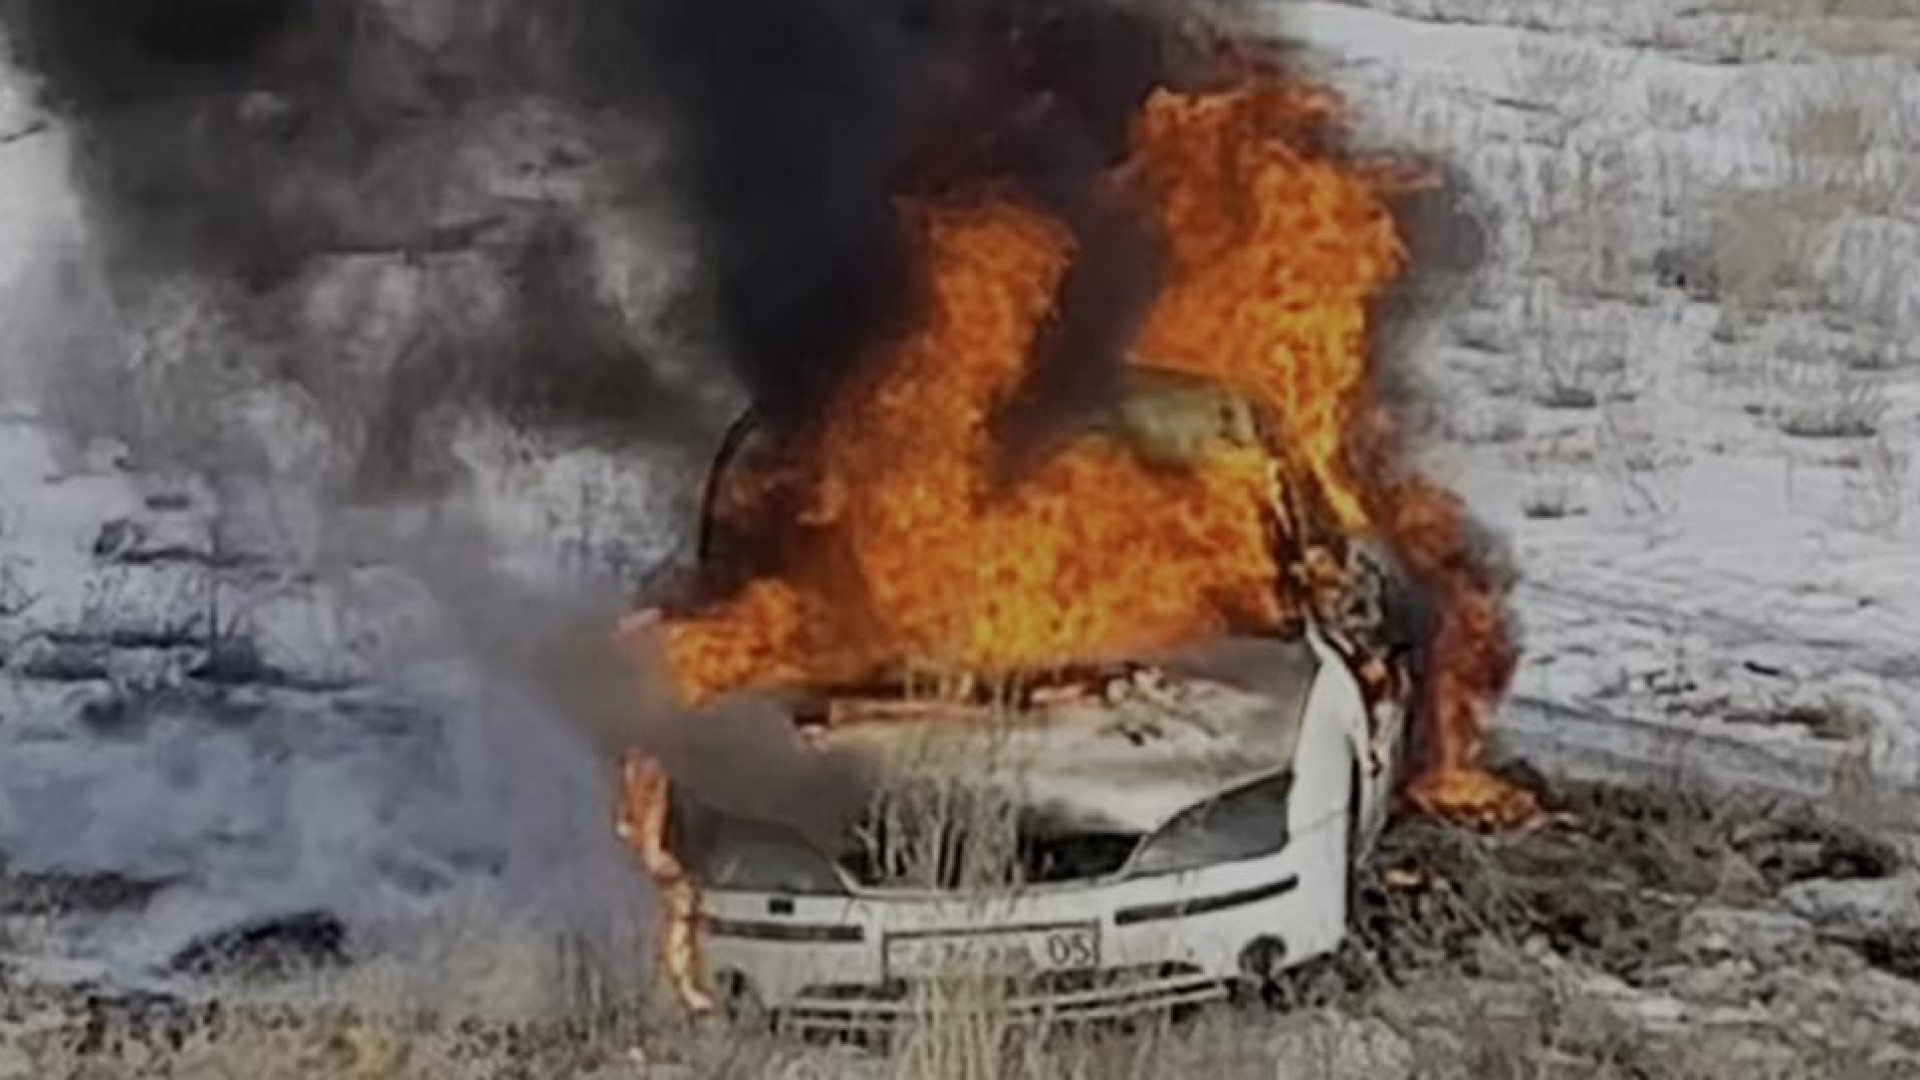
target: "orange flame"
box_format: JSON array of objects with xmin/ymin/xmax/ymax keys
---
[
  {"xmin": 616, "ymin": 755, "xmax": 716, "ymax": 1014},
  {"xmin": 646, "ymin": 72, "xmax": 1531, "ymax": 825}
]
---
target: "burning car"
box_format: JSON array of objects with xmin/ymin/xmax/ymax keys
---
[
  {"xmin": 651, "ymin": 579, "xmax": 1418, "ymax": 1032},
  {"xmin": 617, "ymin": 373, "xmax": 1430, "ymax": 1030},
  {"xmin": 613, "ymin": 62, "xmax": 1530, "ymax": 1030}
]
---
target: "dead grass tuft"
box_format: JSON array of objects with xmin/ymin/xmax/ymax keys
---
[
  {"xmin": 1519, "ymin": 479, "xmax": 1586, "ymax": 520},
  {"xmin": 1777, "ymin": 68, "xmax": 1909, "ymax": 213},
  {"xmin": 1771, "ymin": 369, "xmax": 1888, "ymax": 439}
]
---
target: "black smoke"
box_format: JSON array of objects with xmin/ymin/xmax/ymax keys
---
[
  {"xmin": 0, "ymin": 0, "xmax": 1227, "ymax": 484},
  {"xmin": 596, "ymin": 0, "xmax": 1219, "ymax": 448},
  {"xmin": 1, "ymin": 0, "xmax": 307, "ymax": 106},
  {"xmin": 591, "ymin": 0, "xmax": 927, "ymax": 432}
]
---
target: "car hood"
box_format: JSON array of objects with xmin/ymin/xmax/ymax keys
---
[{"xmin": 810, "ymin": 636, "xmax": 1319, "ymax": 836}]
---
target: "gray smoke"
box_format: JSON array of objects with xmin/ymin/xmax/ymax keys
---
[
  {"xmin": 0, "ymin": 0, "xmax": 1271, "ymax": 484},
  {"xmin": 0, "ymin": 0, "xmax": 1364, "ymax": 819}
]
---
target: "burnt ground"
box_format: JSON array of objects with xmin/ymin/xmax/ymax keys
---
[
  {"xmin": 3, "ymin": 769, "xmax": 1917, "ymax": 1079},
  {"xmin": 1294, "ymin": 773, "xmax": 1920, "ymax": 1077}
]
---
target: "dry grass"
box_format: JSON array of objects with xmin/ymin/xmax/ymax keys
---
[
  {"xmin": 1506, "ymin": 132, "xmax": 1643, "ymax": 305},
  {"xmin": 1448, "ymin": 398, "xmax": 1530, "ymax": 446},
  {"xmin": 1, "ymin": 994, "xmax": 639, "ymax": 1080},
  {"xmin": 1664, "ymin": 47, "xmax": 1920, "ymax": 357},
  {"xmin": 1504, "ymin": 37, "xmax": 1617, "ymax": 128},
  {"xmin": 1703, "ymin": 0, "xmax": 1920, "ymax": 59},
  {"xmin": 1515, "ymin": 282, "xmax": 1627, "ymax": 410},
  {"xmin": 862, "ymin": 725, "xmax": 1029, "ymax": 1080},
  {"xmin": 1777, "ymin": 68, "xmax": 1911, "ymax": 215},
  {"xmin": 9, "ymin": 765, "xmax": 1918, "ymax": 1078},
  {"xmin": 1768, "ymin": 350, "xmax": 1889, "ymax": 439},
  {"xmin": 1838, "ymin": 434, "xmax": 1913, "ymax": 534},
  {"xmin": 844, "ymin": 717, "xmax": 1248, "ymax": 1080}
]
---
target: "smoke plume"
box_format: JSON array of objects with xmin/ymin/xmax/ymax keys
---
[
  {"xmin": 600, "ymin": 0, "xmax": 1222, "ymax": 448},
  {"xmin": 0, "ymin": 0, "xmax": 1235, "ymax": 482},
  {"xmin": 0, "ymin": 0, "xmax": 1262, "ymax": 794}
]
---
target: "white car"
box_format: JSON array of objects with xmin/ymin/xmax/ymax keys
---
[{"xmin": 651, "ymin": 399, "xmax": 1424, "ymax": 1032}]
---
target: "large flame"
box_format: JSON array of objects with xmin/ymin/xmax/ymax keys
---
[{"xmin": 641, "ymin": 73, "xmax": 1526, "ymax": 821}]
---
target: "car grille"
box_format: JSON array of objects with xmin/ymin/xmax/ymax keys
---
[{"xmin": 834, "ymin": 831, "xmax": 1141, "ymax": 889}]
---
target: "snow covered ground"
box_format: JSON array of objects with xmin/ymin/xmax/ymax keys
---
[
  {"xmin": 1, "ymin": 0, "xmax": 1917, "ymax": 1074},
  {"xmin": 1274, "ymin": 0, "xmax": 1920, "ymax": 804}
]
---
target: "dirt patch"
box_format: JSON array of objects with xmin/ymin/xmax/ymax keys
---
[{"xmin": 1299, "ymin": 770, "xmax": 1908, "ymax": 995}]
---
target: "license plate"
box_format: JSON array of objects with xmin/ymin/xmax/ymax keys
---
[{"xmin": 886, "ymin": 925, "xmax": 1099, "ymax": 979}]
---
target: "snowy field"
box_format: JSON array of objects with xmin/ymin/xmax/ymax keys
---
[
  {"xmin": 2, "ymin": 0, "xmax": 1918, "ymax": 1076},
  {"xmin": 1270, "ymin": 0, "xmax": 1920, "ymax": 802}
]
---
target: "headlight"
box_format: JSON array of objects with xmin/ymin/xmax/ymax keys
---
[
  {"xmin": 1127, "ymin": 773, "xmax": 1293, "ymax": 878},
  {"xmin": 675, "ymin": 806, "xmax": 851, "ymax": 896}
]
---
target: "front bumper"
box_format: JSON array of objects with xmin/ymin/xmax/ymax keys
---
[{"xmin": 696, "ymin": 814, "xmax": 1346, "ymax": 1031}]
